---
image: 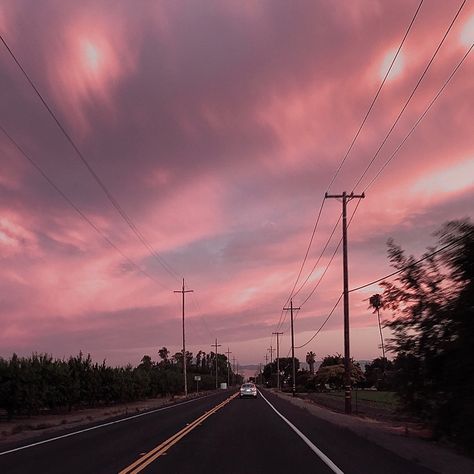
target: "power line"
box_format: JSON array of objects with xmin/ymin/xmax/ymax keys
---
[
  {"xmin": 349, "ymin": 229, "xmax": 474, "ymax": 293},
  {"xmin": 352, "ymin": 0, "xmax": 467, "ymax": 193},
  {"xmin": 274, "ymin": 0, "xmax": 424, "ymax": 336},
  {"xmin": 0, "ymin": 33, "xmax": 180, "ymax": 284},
  {"xmin": 0, "ymin": 124, "xmax": 170, "ymax": 290},
  {"xmin": 284, "ymin": 5, "xmax": 472, "ymax": 315},
  {"xmin": 328, "ymin": 0, "xmax": 424, "ymax": 194},
  {"xmin": 294, "ymin": 294, "xmax": 343, "ymax": 349},
  {"xmin": 295, "ymin": 225, "xmax": 474, "ymax": 351},
  {"xmin": 363, "ymin": 41, "xmax": 474, "ymax": 193}
]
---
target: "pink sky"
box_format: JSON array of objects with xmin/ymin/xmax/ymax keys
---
[{"xmin": 1, "ymin": 0, "xmax": 473, "ymax": 366}]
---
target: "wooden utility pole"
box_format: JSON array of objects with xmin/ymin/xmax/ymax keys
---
[
  {"xmin": 226, "ymin": 347, "xmax": 232, "ymax": 387},
  {"xmin": 283, "ymin": 299, "xmax": 300, "ymax": 397},
  {"xmin": 267, "ymin": 346, "xmax": 275, "ymax": 364},
  {"xmin": 325, "ymin": 191, "xmax": 365, "ymax": 414},
  {"xmin": 232, "ymin": 356, "xmax": 237, "ymax": 386},
  {"xmin": 212, "ymin": 338, "xmax": 222, "ymax": 389},
  {"xmin": 272, "ymin": 332, "xmax": 283, "ymax": 390},
  {"xmin": 174, "ymin": 278, "xmax": 193, "ymax": 397}
]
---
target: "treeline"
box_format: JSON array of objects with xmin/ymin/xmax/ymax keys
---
[{"xmin": 0, "ymin": 347, "xmax": 241, "ymax": 419}]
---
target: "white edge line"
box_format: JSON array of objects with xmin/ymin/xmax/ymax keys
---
[
  {"xmin": 0, "ymin": 392, "xmax": 222, "ymax": 457},
  {"xmin": 258, "ymin": 390, "xmax": 344, "ymax": 474}
]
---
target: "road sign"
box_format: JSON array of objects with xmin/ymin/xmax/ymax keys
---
[{"xmin": 194, "ymin": 375, "xmax": 201, "ymax": 381}]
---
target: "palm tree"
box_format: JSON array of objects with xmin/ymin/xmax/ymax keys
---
[
  {"xmin": 369, "ymin": 294, "xmax": 385, "ymax": 359},
  {"xmin": 306, "ymin": 351, "xmax": 316, "ymax": 375}
]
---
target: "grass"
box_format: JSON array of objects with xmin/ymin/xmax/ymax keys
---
[
  {"xmin": 318, "ymin": 390, "xmax": 397, "ymax": 405},
  {"xmin": 353, "ymin": 390, "xmax": 398, "ymax": 405}
]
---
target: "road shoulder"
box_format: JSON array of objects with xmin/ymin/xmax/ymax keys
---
[{"xmin": 265, "ymin": 389, "xmax": 474, "ymax": 474}]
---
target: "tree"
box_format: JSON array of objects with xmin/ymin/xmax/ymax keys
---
[
  {"xmin": 306, "ymin": 351, "xmax": 316, "ymax": 375},
  {"xmin": 138, "ymin": 355, "xmax": 153, "ymax": 371},
  {"xmin": 158, "ymin": 347, "xmax": 170, "ymax": 366},
  {"xmin": 364, "ymin": 357, "xmax": 393, "ymax": 390},
  {"xmin": 316, "ymin": 354, "xmax": 364, "ymax": 390},
  {"xmin": 381, "ymin": 220, "xmax": 474, "ymax": 450},
  {"xmin": 369, "ymin": 294, "xmax": 385, "ymax": 359}
]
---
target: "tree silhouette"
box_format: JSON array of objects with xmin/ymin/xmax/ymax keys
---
[
  {"xmin": 369, "ymin": 294, "xmax": 385, "ymax": 359},
  {"xmin": 306, "ymin": 351, "xmax": 316, "ymax": 375}
]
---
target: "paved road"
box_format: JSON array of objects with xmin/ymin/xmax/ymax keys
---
[{"xmin": 0, "ymin": 389, "xmax": 435, "ymax": 473}]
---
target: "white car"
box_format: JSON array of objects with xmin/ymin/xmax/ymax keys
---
[{"xmin": 240, "ymin": 383, "xmax": 257, "ymax": 398}]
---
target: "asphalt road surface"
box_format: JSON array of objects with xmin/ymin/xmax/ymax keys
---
[{"xmin": 0, "ymin": 388, "xmax": 436, "ymax": 474}]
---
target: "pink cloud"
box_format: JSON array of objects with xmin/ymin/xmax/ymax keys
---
[{"xmin": 0, "ymin": 0, "xmax": 472, "ymax": 366}]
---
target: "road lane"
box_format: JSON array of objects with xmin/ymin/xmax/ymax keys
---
[
  {"xmin": 0, "ymin": 388, "xmax": 439, "ymax": 474},
  {"xmin": 120, "ymin": 392, "xmax": 240, "ymax": 474},
  {"xmin": 133, "ymin": 389, "xmax": 436, "ymax": 474},
  {"xmin": 0, "ymin": 390, "xmax": 234, "ymax": 474},
  {"xmin": 259, "ymin": 389, "xmax": 435, "ymax": 474},
  {"xmin": 143, "ymin": 389, "xmax": 339, "ymax": 474}
]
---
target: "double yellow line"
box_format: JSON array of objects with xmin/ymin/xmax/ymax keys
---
[{"xmin": 119, "ymin": 392, "xmax": 239, "ymax": 474}]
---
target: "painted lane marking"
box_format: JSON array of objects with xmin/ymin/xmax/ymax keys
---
[
  {"xmin": 120, "ymin": 392, "xmax": 239, "ymax": 474},
  {"xmin": 0, "ymin": 392, "xmax": 222, "ymax": 457},
  {"xmin": 259, "ymin": 390, "xmax": 344, "ymax": 474}
]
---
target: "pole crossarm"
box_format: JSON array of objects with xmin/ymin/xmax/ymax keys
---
[
  {"xmin": 325, "ymin": 191, "xmax": 365, "ymax": 200},
  {"xmin": 173, "ymin": 278, "xmax": 194, "ymax": 397}
]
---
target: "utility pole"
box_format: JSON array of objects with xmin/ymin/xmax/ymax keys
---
[
  {"xmin": 265, "ymin": 353, "xmax": 268, "ymax": 365},
  {"xmin": 325, "ymin": 191, "xmax": 365, "ymax": 414},
  {"xmin": 272, "ymin": 332, "xmax": 283, "ymax": 390},
  {"xmin": 267, "ymin": 346, "xmax": 275, "ymax": 364},
  {"xmin": 226, "ymin": 348, "xmax": 232, "ymax": 387},
  {"xmin": 212, "ymin": 338, "xmax": 222, "ymax": 389},
  {"xmin": 232, "ymin": 356, "xmax": 237, "ymax": 385},
  {"xmin": 174, "ymin": 278, "xmax": 193, "ymax": 397},
  {"xmin": 283, "ymin": 299, "xmax": 300, "ymax": 397}
]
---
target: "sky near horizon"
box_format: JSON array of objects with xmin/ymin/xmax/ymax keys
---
[{"xmin": 1, "ymin": 0, "xmax": 473, "ymax": 367}]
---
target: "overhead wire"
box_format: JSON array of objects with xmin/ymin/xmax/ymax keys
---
[
  {"xmin": 294, "ymin": 294, "xmax": 343, "ymax": 349},
  {"xmin": 351, "ymin": 0, "xmax": 467, "ymax": 193},
  {"xmin": 0, "ymin": 124, "xmax": 171, "ymax": 291},
  {"xmin": 293, "ymin": 38, "xmax": 473, "ymax": 348},
  {"xmin": 284, "ymin": 1, "xmax": 469, "ymax": 349},
  {"xmin": 293, "ymin": 228, "xmax": 474, "ymax": 350},
  {"xmin": 349, "ymin": 229, "xmax": 474, "ymax": 294},
  {"xmin": 292, "ymin": 0, "xmax": 469, "ymax": 312},
  {"xmin": 273, "ymin": 0, "xmax": 424, "ymax": 338},
  {"xmin": 0, "ymin": 34, "xmax": 181, "ymax": 284}
]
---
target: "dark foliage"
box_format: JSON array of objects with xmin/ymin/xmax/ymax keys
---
[
  {"xmin": 382, "ymin": 220, "xmax": 474, "ymax": 451},
  {"xmin": 0, "ymin": 347, "xmax": 237, "ymax": 419}
]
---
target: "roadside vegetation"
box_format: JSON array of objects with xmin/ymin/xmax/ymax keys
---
[
  {"xmin": 261, "ymin": 220, "xmax": 473, "ymax": 453},
  {"xmin": 0, "ymin": 347, "xmax": 241, "ymax": 420}
]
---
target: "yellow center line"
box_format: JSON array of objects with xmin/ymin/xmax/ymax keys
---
[{"xmin": 119, "ymin": 392, "xmax": 239, "ymax": 474}]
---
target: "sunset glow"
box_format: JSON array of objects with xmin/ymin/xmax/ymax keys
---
[
  {"xmin": 82, "ymin": 40, "xmax": 101, "ymax": 73},
  {"xmin": 0, "ymin": 0, "xmax": 473, "ymax": 368}
]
